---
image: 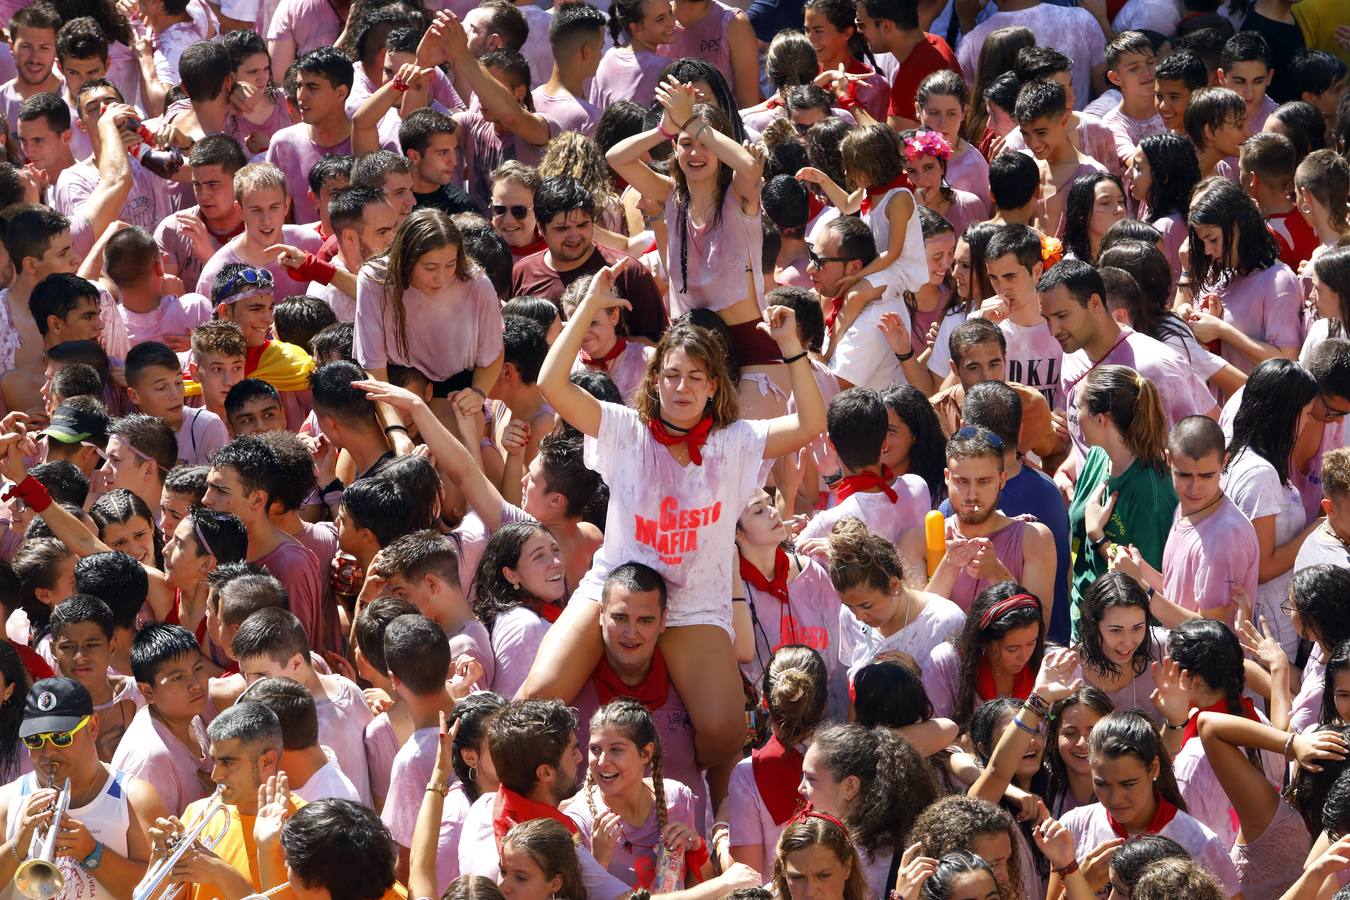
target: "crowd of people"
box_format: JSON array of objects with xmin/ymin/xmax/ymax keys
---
[{"xmin": 0, "ymin": 0, "xmax": 1345, "ymax": 897}]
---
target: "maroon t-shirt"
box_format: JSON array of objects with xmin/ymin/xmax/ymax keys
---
[
  {"xmin": 511, "ymin": 245, "xmax": 669, "ymax": 343},
  {"xmin": 887, "ymin": 33, "xmax": 960, "ymax": 119}
]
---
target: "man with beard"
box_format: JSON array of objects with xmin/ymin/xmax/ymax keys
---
[
  {"xmin": 510, "ymin": 176, "xmax": 667, "ymax": 343},
  {"xmin": 457, "ymin": 698, "xmax": 632, "ymax": 898},
  {"xmin": 0, "ymin": 5, "xmax": 63, "ymax": 143},
  {"xmin": 901, "ymin": 425, "xmax": 1057, "ymax": 619}
]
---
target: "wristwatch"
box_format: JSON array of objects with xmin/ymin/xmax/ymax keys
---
[{"xmin": 81, "ymin": 840, "xmax": 104, "ymax": 871}]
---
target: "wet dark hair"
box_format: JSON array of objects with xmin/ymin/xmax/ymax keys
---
[
  {"xmin": 1166, "ymin": 619, "xmax": 1259, "ymax": 768},
  {"xmin": 880, "ymin": 385, "xmax": 947, "ymax": 505},
  {"xmin": 951, "ymin": 581, "xmax": 1045, "ymax": 726},
  {"xmin": 851, "ymin": 660, "xmax": 934, "ymax": 728},
  {"xmin": 1089, "ymin": 711, "xmax": 1187, "ymax": 811},
  {"xmin": 1044, "ymin": 687, "xmax": 1114, "ymax": 815},
  {"xmin": 1227, "ymin": 358, "xmax": 1317, "ymax": 486},
  {"xmin": 1109, "ymin": 835, "xmax": 1189, "ymax": 893},
  {"xmin": 1074, "ymin": 571, "xmax": 1156, "ymax": 680}
]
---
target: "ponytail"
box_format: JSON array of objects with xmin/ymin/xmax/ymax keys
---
[
  {"xmin": 1089, "ymin": 711, "xmax": 1187, "ymax": 812},
  {"xmin": 1081, "ymin": 365, "xmax": 1167, "ymax": 471}
]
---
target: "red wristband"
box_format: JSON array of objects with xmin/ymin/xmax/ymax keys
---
[
  {"xmin": 7, "ymin": 475, "xmax": 51, "ymax": 514},
  {"xmin": 283, "ymin": 252, "xmax": 338, "ymax": 286},
  {"xmin": 1054, "ymin": 860, "xmax": 1079, "ymax": 877}
]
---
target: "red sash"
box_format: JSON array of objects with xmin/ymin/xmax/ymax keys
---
[
  {"xmin": 739, "ymin": 549, "xmax": 790, "ymax": 604},
  {"xmin": 833, "ymin": 467, "xmax": 898, "ymax": 503},
  {"xmin": 1107, "ymin": 793, "xmax": 1179, "ymax": 839},
  {"xmin": 860, "ymin": 175, "xmax": 908, "ymax": 215},
  {"xmin": 492, "ymin": 786, "xmax": 580, "ymax": 843},
  {"xmin": 975, "ymin": 657, "xmax": 1035, "ymax": 703},
  {"xmin": 751, "ymin": 736, "xmax": 805, "ymax": 825},
  {"xmin": 1182, "ymin": 695, "xmax": 1259, "ymax": 745},
  {"xmin": 529, "ymin": 600, "xmax": 562, "ymax": 623},
  {"xmin": 581, "ymin": 337, "xmax": 627, "ymax": 369}
]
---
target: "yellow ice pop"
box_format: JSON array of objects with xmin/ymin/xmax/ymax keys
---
[{"xmin": 925, "ymin": 509, "xmax": 945, "ymax": 576}]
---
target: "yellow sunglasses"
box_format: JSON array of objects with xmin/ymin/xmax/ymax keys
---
[{"xmin": 22, "ymin": 715, "xmax": 91, "ymax": 750}]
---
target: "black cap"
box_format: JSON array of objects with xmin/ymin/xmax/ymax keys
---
[
  {"xmin": 20, "ymin": 677, "xmax": 93, "ymax": 739},
  {"xmin": 42, "ymin": 405, "xmax": 106, "ymax": 445}
]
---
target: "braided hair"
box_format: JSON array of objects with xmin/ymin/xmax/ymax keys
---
[
  {"xmin": 90, "ymin": 488, "xmax": 164, "ymax": 569},
  {"xmin": 583, "ymin": 699, "xmax": 670, "ymax": 842}
]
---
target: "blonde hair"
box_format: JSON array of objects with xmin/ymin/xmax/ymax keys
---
[
  {"xmin": 635, "ymin": 321, "xmax": 739, "ymax": 427},
  {"xmin": 538, "ymin": 133, "xmax": 618, "ymax": 218},
  {"xmin": 1323, "ymin": 447, "xmax": 1350, "ymax": 500},
  {"xmin": 490, "ymin": 160, "xmax": 541, "ymax": 195},
  {"xmin": 233, "ymin": 162, "xmax": 287, "ymax": 201},
  {"xmin": 826, "ymin": 517, "xmax": 904, "ymax": 595}
]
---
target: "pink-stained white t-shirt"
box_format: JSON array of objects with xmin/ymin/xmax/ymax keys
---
[
  {"xmin": 152, "ymin": 20, "xmax": 206, "ymax": 85},
  {"xmin": 657, "ymin": 0, "xmax": 740, "ymax": 92},
  {"xmin": 725, "ymin": 756, "xmax": 786, "ymax": 877},
  {"xmin": 488, "ymin": 604, "xmax": 550, "ymax": 701},
  {"xmin": 353, "ymin": 268, "xmax": 503, "ymax": 382},
  {"xmin": 459, "ymin": 791, "xmax": 632, "ymax": 900},
  {"xmin": 176, "ymin": 404, "xmax": 228, "ymax": 467},
  {"xmin": 1060, "ymin": 327, "xmax": 1216, "ymax": 454},
  {"xmin": 1213, "ymin": 262, "xmax": 1303, "ymax": 374},
  {"xmin": 1172, "ymin": 707, "xmax": 1285, "ymax": 850},
  {"xmin": 264, "ymin": 125, "xmax": 352, "ymax": 225},
  {"xmin": 364, "ymin": 712, "xmax": 401, "ymax": 809},
  {"xmin": 571, "ymin": 342, "xmax": 654, "ymax": 407},
  {"xmin": 566, "ymin": 780, "xmax": 701, "ymax": 890},
  {"xmin": 999, "ymin": 317, "xmax": 1063, "ymax": 409},
  {"xmin": 448, "ymin": 617, "xmax": 495, "ymax": 693},
  {"xmin": 798, "ymin": 473, "xmax": 931, "ymax": 546},
  {"xmin": 944, "ymin": 144, "xmax": 990, "ymax": 202},
  {"xmin": 580, "ymin": 402, "xmax": 772, "ymax": 634},
  {"xmin": 0, "ymin": 76, "xmax": 64, "ymax": 143},
  {"xmin": 1099, "ymin": 103, "xmax": 1164, "ymax": 162},
  {"xmin": 515, "ymin": 4, "xmax": 555, "ymax": 90},
  {"xmin": 531, "ymin": 85, "xmax": 602, "ymax": 137},
  {"xmin": 314, "ymin": 674, "xmax": 374, "ymax": 805},
  {"xmin": 1222, "ymin": 448, "xmax": 1308, "ymax": 658},
  {"xmin": 589, "ymin": 45, "xmax": 670, "ymax": 111},
  {"xmin": 1161, "ymin": 497, "xmax": 1259, "ymax": 620},
  {"xmin": 109, "ymin": 705, "xmax": 211, "ymax": 816},
  {"xmin": 119, "ymin": 293, "xmax": 212, "ymax": 348},
  {"xmin": 837, "ymin": 592, "xmax": 965, "ymax": 683},
  {"xmin": 382, "ymin": 727, "xmax": 473, "ymax": 890},
  {"xmin": 666, "ymin": 188, "xmax": 766, "ymax": 318},
  {"xmin": 1151, "ymin": 212, "xmax": 1187, "ymax": 285},
  {"xmin": 957, "ymin": 6, "xmax": 1105, "ymax": 111},
  {"xmin": 265, "ymin": 0, "xmax": 342, "ymax": 61},
  {"xmin": 940, "ymin": 190, "xmax": 989, "ymax": 240},
  {"xmin": 53, "ymin": 156, "xmax": 172, "ymax": 233},
  {"xmin": 256, "ymin": 539, "xmax": 324, "ymax": 649},
  {"xmin": 1229, "ymin": 796, "xmax": 1311, "ymax": 899},
  {"xmin": 292, "ymin": 746, "xmax": 360, "ymax": 803},
  {"xmin": 1003, "ymin": 114, "xmax": 1123, "ymax": 178},
  {"xmin": 454, "ymin": 108, "xmax": 562, "ymax": 202},
  {"xmin": 195, "ymin": 226, "xmax": 325, "ymax": 300},
  {"xmin": 1060, "ymin": 801, "xmax": 1241, "ymax": 892},
  {"xmin": 154, "ymin": 205, "xmax": 237, "ymax": 292}
]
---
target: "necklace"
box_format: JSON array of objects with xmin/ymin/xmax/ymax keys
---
[{"xmin": 1181, "ymin": 492, "xmax": 1224, "ymax": 524}]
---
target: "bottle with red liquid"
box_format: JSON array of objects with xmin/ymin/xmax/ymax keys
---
[
  {"xmin": 332, "ymin": 552, "xmax": 362, "ymax": 609},
  {"xmin": 124, "ymin": 118, "xmax": 184, "ymax": 179}
]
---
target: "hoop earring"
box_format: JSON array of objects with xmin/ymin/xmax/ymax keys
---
[{"xmin": 469, "ymin": 766, "xmax": 478, "ymax": 782}]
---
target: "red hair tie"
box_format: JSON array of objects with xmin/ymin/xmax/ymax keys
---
[{"xmin": 977, "ymin": 593, "xmax": 1040, "ymax": 630}]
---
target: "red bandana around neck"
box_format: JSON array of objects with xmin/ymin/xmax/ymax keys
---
[
  {"xmin": 1107, "ymin": 792, "xmax": 1179, "ymax": 839},
  {"xmin": 509, "ymin": 234, "xmax": 548, "ymax": 258},
  {"xmin": 591, "ymin": 647, "xmax": 670, "ymax": 710},
  {"xmin": 493, "ymin": 786, "xmax": 580, "ymax": 843},
  {"xmin": 751, "ymin": 735, "xmax": 806, "ymax": 825},
  {"xmin": 824, "ymin": 295, "xmax": 846, "ymax": 333},
  {"xmin": 529, "ymin": 599, "xmax": 563, "ymax": 623},
  {"xmin": 833, "ymin": 467, "xmax": 898, "ymax": 503},
  {"xmin": 975, "ymin": 657, "xmax": 1036, "ymax": 704},
  {"xmin": 580, "ymin": 336, "xmax": 628, "ymax": 369},
  {"xmin": 1182, "ymin": 695, "xmax": 1258, "ymax": 745},
  {"xmin": 647, "ymin": 415, "xmax": 714, "ymax": 465},
  {"xmin": 739, "ymin": 548, "xmax": 791, "ymax": 604},
  {"xmin": 806, "ymin": 191, "xmax": 825, "ymax": 223},
  {"xmin": 860, "ymin": 175, "xmax": 909, "ymax": 215}
]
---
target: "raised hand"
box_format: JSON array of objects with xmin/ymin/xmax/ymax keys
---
[
  {"xmin": 1031, "ymin": 806, "xmax": 1077, "ymax": 871},
  {"xmin": 253, "ymin": 772, "xmax": 293, "ymax": 848},
  {"xmin": 878, "ymin": 311, "xmax": 912, "ymax": 355},
  {"xmin": 759, "ymin": 304, "xmax": 803, "ymax": 353},
  {"xmin": 654, "ymin": 78, "xmax": 696, "ymax": 130},
  {"xmin": 1034, "ymin": 647, "xmax": 1083, "ymax": 703},
  {"xmin": 1291, "ymin": 729, "xmax": 1350, "ymax": 773},
  {"xmin": 353, "ymin": 378, "xmax": 422, "ymax": 412},
  {"xmin": 1084, "ymin": 483, "xmax": 1118, "ymax": 542},
  {"xmin": 892, "ymin": 842, "xmax": 937, "ymax": 900},
  {"xmin": 1237, "ymin": 615, "xmax": 1288, "ymax": 675},
  {"xmin": 1149, "ymin": 656, "xmax": 1191, "ymax": 726}
]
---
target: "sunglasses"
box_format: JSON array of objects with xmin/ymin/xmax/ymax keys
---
[
  {"xmin": 954, "ymin": 425, "xmax": 1006, "ymax": 450},
  {"xmin": 807, "ymin": 249, "xmax": 850, "ymax": 269},
  {"xmin": 218, "ymin": 267, "xmax": 274, "ymax": 302},
  {"xmin": 491, "ymin": 204, "xmax": 530, "ymax": 220},
  {"xmin": 23, "ymin": 715, "xmax": 91, "ymax": 750}
]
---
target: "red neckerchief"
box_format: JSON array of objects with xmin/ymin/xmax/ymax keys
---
[
  {"xmin": 751, "ymin": 735, "xmax": 806, "ymax": 825},
  {"xmin": 843, "ymin": 56, "xmax": 872, "ymax": 76},
  {"xmin": 244, "ymin": 340, "xmax": 269, "ymax": 376},
  {"xmin": 975, "ymin": 657, "xmax": 1036, "ymax": 704},
  {"xmin": 580, "ymin": 336, "xmax": 627, "ymax": 369},
  {"xmin": 764, "ymin": 97, "xmax": 782, "ymax": 109},
  {"xmin": 860, "ymin": 175, "xmax": 908, "ymax": 215},
  {"xmin": 647, "ymin": 415, "xmax": 713, "ymax": 465},
  {"xmin": 592, "ymin": 647, "xmax": 670, "ymax": 710},
  {"xmin": 823, "ymin": 295, "xmax": 845, "ymax": 333},
  {"xmin": 833, "ymin": 467, "xmax": 898, "ymax": 503},
  {"xmin": 1182, "ymin": 695, "xmax": 1258, "ymax": 745},
  {"xmin": 165, "ymin": 590, "xmax": 209, "ymax": 647},
  {"xmin": 806, "ymin": 191, "xmax": 825, "ymax": 223},
  {"xmin": 739, "ymin": 548, "xmax": 791, "ymax": 604},
  {"xmin": 509, "ymin": 234, "xmax": 548, "ymax": 258},
  {"xmin": 528, "ymin": 600, "xmax": 562, "ymax": 623},
  {"xmin": 493, "ymin": 786, "xmax": 580, "ymax": 843},
  {"xmin": 1107, "ymin": 792, "xmax": 1179, "ymax": 839}
]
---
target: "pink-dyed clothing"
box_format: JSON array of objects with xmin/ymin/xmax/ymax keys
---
[
  {"xmin": 353, "ymin": 269, "xmax": 503, "ymax": 382},
  {"xmin": 570, "ymin": 342, "xmax": 654, "ymax": 407},
  {"xmin": 364, "ymin": 712, "xmax": 401, "ymax": 809},
  {"xmin": 944, "ymin": 143, "xmax": 990, "ymax": 200},
  {"xmin": 1173, "ymin": 708, "xmax": 1285, "ymax": 850},
  {"xmin": 454, "ymin": 108, "xmax": 561, "ymax": 202},
  {"xmin": 195, "ymin": 226, "xmax": 325, "ymax": 299},
  {"xmin": 726, "ymin": 756, "xmax": 788, "ymax": 876},
  {"xmin": 228, "ymin": 91, "xmax": 295, "ymax": 157},
  {"xmin": 153, "ymin": 21, "xmax": 206, "ymax": 85},
  {"xmin": 265, "ymin": 0, "xmax": 342, "ymax": 61},
  {"xmin": 579, "ymin": 402, "xmax": 772, "ymax": 634},
  {"xmin": 176, "ymin": 405, "xmax": 228, "ymax": 466},
  {"xmin": 109, "ymin": 705, "xmax": 211, "ymax": 816},
  {"xmin": 938, "ymin": 189, "xmax": 988, "ymax": 239},
  {"xmin": 566, "ymin": 780, "xmax": 700, "ymax": 890},
  {"xmin": 1161, "ymin": 497, "xmax": 1259, "ymax": 621},
  {"xmin": 1061, "ymin": 327, "xmax": 1215, "ymax": 454},
  {"xmin": 264, "ymin": 125, "xmax": 352, "ymax": 224},
  {"xmin": 946, "ymin": 517, "xmax": 1030, "ymax": 612},
  {"xmin": 292, "ymin": 747, "xmax": 359, "ymax": 802},
  {"xmin": 589, "ymin": 45, "xmax": 669, "ymax": 110},
  {"xmin": 1003, "ymin": 114, "xmax": 1123, "ymax": 177},
  {"xmin": 1051, "ymin": 160, "xmax": 1111, "ymax": 236},
  {"xmin": 665, "ymin": 188, "xmax": 765, "ymax": 318},
  {"xmin": 154, "ymin": 207, "xmax": 238, "ymax": 298},
  {"xmin": 1212, "ymin": 262, "xmax": 1303, "ymax": 373},
  {"xmin": 381, "ymin": 727, "xmax": 439, "ymax": 850},
  {"xmin": 1290, "ymin": 644, "xmax": 1328, "ymax": 735},
  {"xmin": 1230, "ymin": 797, "xmax": 1311, "ymax": 900},
  {"xmin": 925, "ymin": 640, "xmax": 980, "ymax": 720},
  {"xmin": 0, "ymin": 77, "xmax": 64, "ymax": 142},
  {"xmin": 448, "ymin": 617, "xmax": 495, "ymax": 692},
  {"xmin": 741, "ymin": 556, "xmax": 848, "ymax": 721},
  {"xmin": 798, "ymin": 473, "xmax": 930, "ymax": 546},
  {"xmin": 53, "ymin": 157, "xmax": 172, "ymax": 233},
  {"xmin": 957, "ymin": 6, "xmax": 1105, "ymax": 111},
  {"xmin": 119, "ymin": 293, "xmax": 212, "ymax": 348},
  {"xmin": 531, "ymin": 85, "xmax": 602, "ymax": 137},
  {"xmin": 295, "ymin": 520, "xmax": 341, "ymax": 652},
  {"xmin": 999, "ymin": 317, "xmax": 1063, "ymax": 409},
  {"xmin": 658, "ymin": 0, "xmax": 740, "ymax": 94},
  {"xmin": 1060, "ymin": 802, "xmax": 1240, "ymax": 893},
  {"xmin": 256, "ymin": 538, "xmax": 325, "ymax": 650},
  {"xmin": 314, "ymin": 675, "xmax": 374, "ymax": 805},
  {"xmin": 1152, "ymin": 212, "xmax": 1187, "ymax": 284},
  {"xmin": 1099, "ymin": 103, "xmax": 1164, "ymax": 162},
  {"xmin": 838, "ymin": 593, "xmax": 965, "ymax": 684},
  {"xmin": 488, "ymin": 604, "xmax": 550, "ymax": 701},
  {"xmin": 516, "ymin": 4, "xmax": 555, "ymax": 94}
]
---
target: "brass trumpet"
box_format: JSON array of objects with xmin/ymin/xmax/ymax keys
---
[
  {"xmin": 132, "ymin": 788, "xmax": 231, "ymax": 900},
  {"xmin": 14, "ymin": 776, "xmax": 72, "ymax": 900}
]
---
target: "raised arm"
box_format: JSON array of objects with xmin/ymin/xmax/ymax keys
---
[
  {"xmin": 655, "ymin": 79, "xmax": 762, "ymax": 208},
  {"xmin": 353, "ymin": 65, "xmax": 431, "ymax": 156},
  {"xmin": 536, "ymin": 262, "xmax": 628, "ymax": 438},
  {"xmin": 761, "ymin": 306, "xmax": 827, "ymax": 460},
  {"xmin": 445, "ymin": 12, "xmax": 553, "ymax": 146},
  {"xmin": 82, "ymin": 104, "xmax": 137, "ymax": 243},
  {"xmin": 411, "ymin": 714, "xmax": 458, "ymax": 900}
]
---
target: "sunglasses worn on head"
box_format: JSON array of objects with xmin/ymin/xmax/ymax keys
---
[
  {"xmin": 23, "ymin": 715, "xmax": 91, "ymax": 750},
  {"xmin": 492, "ymin": 204, "xmax": 530, "ymax": 220},
  {"xmin": 219, "ymin": 267, "xmax": 274, "ymax": 302}
]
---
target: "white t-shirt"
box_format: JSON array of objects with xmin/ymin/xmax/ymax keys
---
[
  {"xmin": 292, "ymin": 746, "xmax": 360, "ymax": 803},
  {"xmin": 1060, "ymin": 801, "xmax": 1240, "ymax": 893},
  {"xmin": 838, "ymin": 593, "xmax": 966, "ymax": 681}
]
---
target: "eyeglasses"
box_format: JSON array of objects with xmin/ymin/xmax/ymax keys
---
[
  {"xmin": 217, "ymin": 267, "xmax": 274, "ymax": 302},
  {"xmin": 807, "ymin": 249, "xmax": 850, "ymax": 269},
  {"xmin": 491, "ymin": 204, "xmax": 530, "ymax": 220},
  {"xmin": 1281, "ymin": 603, "xmax": 1295, "ymax": 616},
  {"xmin": 22, "ymin": 715, "xmax": 91, "ymax": 750}
]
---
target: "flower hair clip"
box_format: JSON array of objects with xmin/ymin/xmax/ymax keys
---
[
  {"xmin": 903, "ymin": 130, "xmax": 952, "ymax": 162},
  {"xmin": 1041, "ymin": 235, "xmax": 1064, "ymax": 268}
]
